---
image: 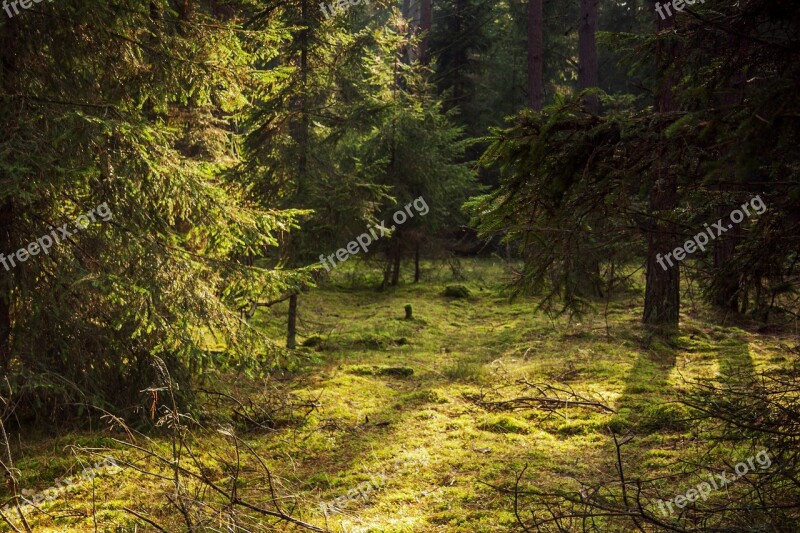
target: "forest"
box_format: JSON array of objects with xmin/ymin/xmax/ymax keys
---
[{"xmin": 0, "ymin": 0, "xmax": 798, "ymax": 531}]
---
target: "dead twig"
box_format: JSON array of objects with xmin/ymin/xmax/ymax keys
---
[
  {"xmin": 122, "ymin": 507, "xmax": 170, "ymax": 532},
  {"xmin": 467, "ymin": 379, "xmax": 616, "ymax": 414}
]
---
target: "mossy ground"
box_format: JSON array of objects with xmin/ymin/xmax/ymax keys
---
[{"xmin": 1, "ymin": 258, "xmax": 796, "ymax": 532}]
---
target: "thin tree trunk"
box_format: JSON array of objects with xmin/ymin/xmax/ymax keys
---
[
  {"xmin": 286, "ymin": 294, "xmax": 298, "ymax": 349},
  {"xmin": 282, "ymin": 0, "xmax": 309, "ymax": 344},
  {"xmin": 381, "ymin": 253, "xmax": 393, "ymax": 290},
  {"xmin": 404, "ymin": 0, "xmax": 422, "ymax": 62},
  {"xmin": 571, "ymin": 0, "xmax": 602, "ymax": 298},
  {"xmin": 527, "ymin": 0, "xmax": 543, "ymax": 110},
  {"xmin": 298, "ymin": 0, "xmax": 309, "ymax": 185},
  {"xmin": 711, "ymin": 48, "xmax": 747, "ymax": 311},
  {"xmin": 713, "ymin": 222, "xmax": 741, "ymax": 311},
  {"xmin": 414, "ymin": 243, "xmax": 421, "ymax": 282},
  {"xmin": 391, "ymin": 239, "xmax": 401, "ymax": 286},
  {"xmin": 578, "ymin": 0, "xmax": 599, "ymax": 113},
  {"xmin": 451, "ymin": 0, "xmax": 466, "ymax": 105},
  {"xmin": 402, "ymin": 0, "xmax": 415, "ymax": 24},
  {"xmin": 0, "ymin": 200, "xmax": 12, "ymax": 371},
  {"xmin": 0, "ymin": 19, "xmax": 18, "ymax": 371},
  {"xmin": 176, "ymin": 0, "xmax": 193, "ymax": 34},
  {"xmin": 643, "ymin": 1, "xmax": 680, "ymax": 327},
  {"xmin": 571, "ymin": 248, "xmax": 603, "ymax": 298},
  {"xmin": 420, "ymin": 0, "xmax": 432, "ymax": 63},
  {"xmin": 643, "ymin": 184, "xmax": 680, "ymax": 325}
]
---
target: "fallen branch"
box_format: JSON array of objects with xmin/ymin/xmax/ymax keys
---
[
  {"xmin": 475, "ymin": 396, "xmax": 616, "ymax": 413},
  {"xmin": 123, "ymin": 507, "xmax": 169, "ymax": 533},
  {"xmin": 467, "ymin": 379, "xmax": 616, "ymax": 414}
]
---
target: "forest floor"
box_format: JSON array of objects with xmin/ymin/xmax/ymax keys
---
[{"xmin": 2, "ymin": 259, "xmax": 796, "ymax": 532}]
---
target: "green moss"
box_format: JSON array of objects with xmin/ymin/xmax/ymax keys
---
[
  {"xmin": 398, "ymin": 390, "xmax": 448, "ymax": 406},
  {"xmin": 608, "ymin": 408, "xmax": 634, "ymax": 433},
  {"xmin": 555, "ymin": 420, "xmax": 594, "ymax": 436},
  {"xmin": 443, "ymin": 285, "xmax": 471, "ymax": 298},
  {"xmin": 347, "ymin": 365, "xmax": 414, "ymax": 378},
  {"xmin": 302, "ymin": 335, "xmax": 324, "ymax": 347},
  {"xmin": 477, "ymin": 415, "xmax": 529, "ymax": 434},
  {"xmin": 637, "ymin": 402, "xmax": 691, "ymax": 432},
  {"xmin": 5, "ymin": 259, "xmax": 795, "ymax": 532},
  {"xmin": 442, "ymin": 360, "xmax": 487, "ymax": 382}
]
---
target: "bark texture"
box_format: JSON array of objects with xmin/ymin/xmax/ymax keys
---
[
  {"xmin": 643, "ymin": 0, "xmax": 680, "ymax": 326},
  {"xmin": 578, "ymin": 0, "xmax": 599, "ymax": 113},
  {"xmin": 286, "ymin": 294, "xmax": 298, "ymax": 349},
  {"xmin": 0, "ymin": 19, "xmax": 18, "ymax": 370},
  {"xmin": 527, "ymin": 0, "xmax": 544, "ymax": 110}
]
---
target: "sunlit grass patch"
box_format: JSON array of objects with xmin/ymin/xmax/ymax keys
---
[{"xmin": 4, "ymin": 259, "xmax": 797, "ymax": 531}]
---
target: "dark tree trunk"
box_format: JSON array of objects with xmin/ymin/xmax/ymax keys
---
[
  {"xmin": 420, "ymin": 0, "xmax": 432, "ymax": 63},
  {"xmin": 391, "ymin": 239, "xmax": 401, "ymax": 286},
  {"xmin": 643, "ymin": 184, "xmax": 680, "ymax": 325},
  {"xmin": 414, "ymin": 243, "xmax": 421, "ymax": 283},
  {"xmin": 643, "ymin": 1, "xmax": 680, "ymax": 327},
  {"xmin": 571, "ymin": 249, "xmax": 603, "ymax": 298},
  {"xmin": 571, "ymin": 1, "xmax": 602, "ymax": 298},
  {"xmin": 281, "ymin": 0, "xmax": 309, "ymax": 342},
  {"xmin": 381, "ymin": 253, "xmax": 393, "ymax": 290},
  {"xmin": 298, "ymin": 0, "xmax": 310, "ymax": 185},
  {"xmin": 713, "ymin": 222, "xmax": 742, "ymax": 311},
  {"xmin": 578, "ymin": 0, "xmax": 599, "ymax": 113},
  {"xmin": 527, "ymin": 0, "xmax": 543, "ymax": 110},
  {"xmin": 402, "ymin": 0, "xmax": 410, "ymax": 18},
  {"xmin": 0, "ymin": 200, "xmax": 12, "ymax": 371},
  {"xmin": 446, "ymin": 0, "xmax": 467, "ymax": 106},
  {"xmin": 286, "ymin": 294, "xmax": 298, "ymax": 349},
  {"xmin": 711, "ymin": 51, "xmax": 747, "ymax": 311},
  {"xmin": 0, "ymin": 20, "xmax": 18, "ymax": 371},
  {"xmin": 176, "ymin": 0, "xmax": 193, "ymax": 34}
]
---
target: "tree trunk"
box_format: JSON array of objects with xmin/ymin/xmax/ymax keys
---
[
  {"xmin": 0, "ymin": 200, "xmax": 12, "ymax": 371},
  {"xmin": 643, "ymin": 0, "xmax": 680, "ymax": 327},
  {"xmin": 571, "ymin": 0, "xmax": 603, "ymax": 297},
  {"xmin": 402, "ymin": 0, "xmax": 418, "ymax": 24},
  {"xmin": 420, "ymin": 0, "xmax": 432, "ymax": 63},
  {"xmin": 381, "ymin": 253, "xmax": 393, "ymax": 290},
  {"xmin": 527, "ymin": 0, "xmax": 544, "ymax": 110},
  {"xmin": 286, "ymin": 294, "xmax": 298, "ymax": 349},
  {"xmin": 414, "ymin": 243, "xmax": 421, "ymax": 283},
  {"xmin": 711, "ymin": 48, "xmax": 747, "ymax": 311},
  {"xmin": 443, "ymin": 0, "xmax": 467, "ymax": 106},
  {"xmin": 643, "ymin": 184, "xmax": 680, "ymax": 325},
  {"xmin": 578, "ymin": 0, "xmax": 599, "ymax": 113},
  {"xmin": 571, "ymin": 248, "xmax": 603, "ymax": 298},
  {"xmin": 713, "ymin": 222, "xmax": 741, "ymax": 311},
  {"xmin": 298, "ymin": 0, "xmax": 310, "ymax": 186},
  {"xmin": 391, "ymin": 239, "xmax": 401, "ymax": 286},
  {"xmin": 0, "ymin": 19, "xmax": 18, "ymax": 371}
]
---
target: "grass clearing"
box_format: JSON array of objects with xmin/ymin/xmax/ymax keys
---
[{"xmin": 1, "ymin": 258, "xmax": 796, "ymax": 532}]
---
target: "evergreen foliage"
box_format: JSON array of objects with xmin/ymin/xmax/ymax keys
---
[
  {"xmin": 0, "ymin": 1, "xmax": 306, "ymax": 420},
  {"xmin": 468, "ymin": 0, "xmax": 800, "ymax": 322}
]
